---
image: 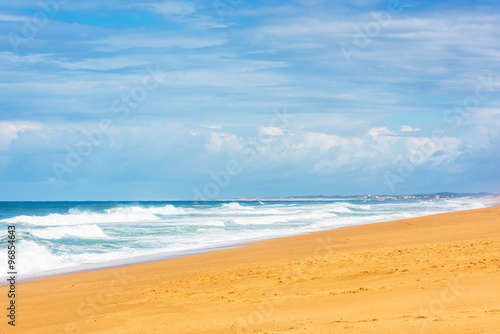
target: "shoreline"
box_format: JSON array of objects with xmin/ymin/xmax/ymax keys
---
[
  {"xmin": 2, "ymin": 244, "xmax": 250, "ymax": 285},
  {"xmin": 4, "ymin": 206, "xmax": 500, "ymax": 333},
  {"xmin": 4, "ymin": 199, "xmax": 495, "ymax": 284}
]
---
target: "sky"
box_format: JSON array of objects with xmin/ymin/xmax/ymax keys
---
[{"xmin": 0, "ymin": 0, "xmax": 499, "ymax": 200}]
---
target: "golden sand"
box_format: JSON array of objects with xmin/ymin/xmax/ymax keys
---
[{"xmin": 2, "ymin": 206, "xmax": 499, "ymax": 333}]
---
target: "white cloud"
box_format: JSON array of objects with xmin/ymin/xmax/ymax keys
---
[
  {"xmin": 0, "ymin": 14, "xmax": 25, "ymax": 22},
  {"xmin": 91, "ymin": 36, "xmax": 226, "ymax": 52},
  {"xmin": 203, "ymin": 125, "xmax": 223, "ymax": 130},
  {"xmin": 50, "ymin": 57, "xmax": 150, "ymax": 71},
  {"xmin": 400, "ymin": 125, "xmax": 421, "ymax": 132},
  {"xmin": 168, "ymin": 67, "xmax": 285, "ymax": 88},
  {"xmin": 0, "ymin": 122, "xmax": 42, "ymax": 150},
  {"xmin": 204, "ymin": 132, "xmax": 241, "ymax": 152},
  {"xmin": 0, "ymin": 52, "xmax": 51, "ymax": 64},
  {"xmin": 368, "ymin": 127, "xmax": 396, "ymax": 140},
  {"xmin": 258, "ymin": 126, "xmax": 284, "ymax": 136}
]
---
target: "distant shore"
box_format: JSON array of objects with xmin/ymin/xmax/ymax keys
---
[
  {"xmin": 209, "ymin": 193, "xmax": 497, "ymax": 202},
  {"xmin": 5, "ymin": 205, "xmax": 499, "ymax": 333}
]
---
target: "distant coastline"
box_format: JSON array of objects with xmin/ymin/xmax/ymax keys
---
[{"xmin": 212, "ymin": 192, "xmax": 495, "ymax": 202}]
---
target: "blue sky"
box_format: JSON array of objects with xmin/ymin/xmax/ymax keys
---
[{"xmin": 0, "ymin": 0, "xmax": 499, "ymax": 200}]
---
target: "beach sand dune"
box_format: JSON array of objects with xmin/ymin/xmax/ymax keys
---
[{"xmin": 3, "ymin": 206, "xmax": 500, "ymax": 333}]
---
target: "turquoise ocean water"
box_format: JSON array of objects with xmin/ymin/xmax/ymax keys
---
[{"xmin": 0, "ymin": 199, "xmax": 490, "ymax": 281}]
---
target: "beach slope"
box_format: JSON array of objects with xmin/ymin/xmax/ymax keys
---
[{"xmin": 3, "ymin": 206, "xmax": 500, "ymax": 333}]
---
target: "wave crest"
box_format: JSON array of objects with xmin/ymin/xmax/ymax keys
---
[
  {"xmin": 30, "ymin": 224, "xmax": 108, "ymax": 240},
  {"xmin": 1, "ymin": 204, "xmax": 186, "ymax": 226}
]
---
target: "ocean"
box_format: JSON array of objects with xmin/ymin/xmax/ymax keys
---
[{"xmin": 0, "ymin": 199, "xmax": 490, "ymax": 281}]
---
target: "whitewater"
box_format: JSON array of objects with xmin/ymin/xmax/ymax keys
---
[{"xmin": 0, "ymin": 199, "xmax": 490, "ymax": 281}]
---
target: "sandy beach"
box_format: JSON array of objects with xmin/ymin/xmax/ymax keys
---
[{"xmin": 3, "ymin": 206, "xmax": 499, "ymax": 333}]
